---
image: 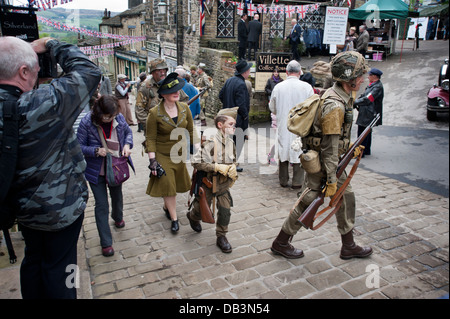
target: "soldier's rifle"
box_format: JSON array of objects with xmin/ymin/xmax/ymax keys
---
[
  {"xmin": 298, "ymin": 113, "xmax": 381, "ymax": 230},
  {"xmin": 187, "ymin": 87, "xmax": 207, "ymax": 106}
]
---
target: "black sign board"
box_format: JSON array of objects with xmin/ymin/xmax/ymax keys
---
[
  {"xmin": 255, "ymin": 53, "xmax": 292, "ymax": 92},
  {"xmin": 0, "ymin": 9, "xmax": 39, "ymax": 42},
  {"xmin": 0, "ymin": 6, "xmax": 57, "ymax": 78}
]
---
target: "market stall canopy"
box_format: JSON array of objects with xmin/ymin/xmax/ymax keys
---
[
  {"xmin": 419, "ymin": 3, "xmax": 449, "ymax": 17},
  {"xmin": 349, "ymin": 0, "xmax": 409, "ymax": 20}
]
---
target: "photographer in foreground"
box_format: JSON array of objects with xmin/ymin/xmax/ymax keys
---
[{"xmin": 0, "ymin": 37, "xmax": 101, "ymax": 299}]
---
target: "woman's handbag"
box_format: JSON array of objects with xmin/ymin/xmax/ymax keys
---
[
  {"xmin": 105, "ymin": 153, "xmax": 130, "ymax": 186},
  {"xmin": 97, "ymin": 126, "xmax": 131, "ymax": 187}
]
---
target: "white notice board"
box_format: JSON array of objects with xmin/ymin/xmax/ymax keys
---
[{"xmin": 323, "ymin": 6, "xmax": 349, "ymax": 45}]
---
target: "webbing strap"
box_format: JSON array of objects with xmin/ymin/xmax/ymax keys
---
[{"xmin": 0, "ymin": 100, "xmax": 20, "ymax": 203}]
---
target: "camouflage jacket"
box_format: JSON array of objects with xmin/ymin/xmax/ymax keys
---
[
  {"xmin": 0, "ymin": 41, "xmax": 101, "ymax": 231},
  {"xmin": 195, "ymin": 72, "xmax": 212, "ymax": 97}
]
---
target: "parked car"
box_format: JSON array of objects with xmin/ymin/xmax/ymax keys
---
[{"xmin": 427, "ymin": 59, "xmax": 449, "ymax": 121}]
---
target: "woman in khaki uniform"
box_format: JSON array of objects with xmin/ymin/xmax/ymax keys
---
[{"xmin": 145, "ymin": 73, "xmax": 198, "ymax": 233}]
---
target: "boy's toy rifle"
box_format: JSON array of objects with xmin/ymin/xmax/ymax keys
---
[{"xmin": 188, "ymin": 169, "xmax": 215, "ymax": 224}]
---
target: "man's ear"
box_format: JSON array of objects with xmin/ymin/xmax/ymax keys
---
[{"xmin": 18, "ymin": 65, "xmax": 29, "ymax": 81}]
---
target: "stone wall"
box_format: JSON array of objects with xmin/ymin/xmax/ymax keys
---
[{"xmin": 198, "ymin": 47, "xmax": 270, "ymax": 124}]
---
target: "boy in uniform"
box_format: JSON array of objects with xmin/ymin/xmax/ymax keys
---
[{"xmin": 187, "ymin": 108, "xmax": 239, "ymax": 253}]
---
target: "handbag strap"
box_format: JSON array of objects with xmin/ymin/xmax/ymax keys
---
[{"xmin": 96, "ymin": 125, "xmax": 109, "ymax": 151}]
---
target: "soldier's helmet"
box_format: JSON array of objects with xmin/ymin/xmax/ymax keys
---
[
  {"xmin": 330, "ymin": 51, "xmax": 369, "ymax": 82},
  {"xmin": 150, "ymin": 58, "xmax": 168, "ymax": 73}
]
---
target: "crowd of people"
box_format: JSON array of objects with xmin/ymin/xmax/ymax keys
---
[{"xmin": 1, "ymin": 31, "xmax": 384, "ymax": 299}]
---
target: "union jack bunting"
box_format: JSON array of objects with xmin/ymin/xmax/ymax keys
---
[{"xmin": 199, "ymin": 0, "xmax": 206, "ymax": 36}]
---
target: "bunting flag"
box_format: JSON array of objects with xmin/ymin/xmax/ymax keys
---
[
  {"xmin": 236, "ymin": 1, "xmax": 244, "ymax": 15},
  {"xmin": 218, "ymin": 0, "xmax": 320, "ymax": 19},
  {"xmin": 200, "ymin": 0, "xmax": 205, "ymax": 36},
  {"xmin": 285, "ymin": 5, "xmax": 294, "ymax": 18},
  {"xmin": 37, "ymin": 16, "xmax": 146, "ymax": 41},
  {"xmin": 23, "ymin": 0, "xmax": 73, "ymax": 11},
  {"xmin": 247, "ymin": 3, "xmax": 256, "ymax": 17}
]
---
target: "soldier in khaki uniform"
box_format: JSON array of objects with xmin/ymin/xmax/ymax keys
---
[
  {"xmin": 271, "ymin": 51, "xmax": 373, "ymax": 260},
  {"xmin": 135, "ymin": 59, "xmax": 188, "ymax": 133},
  {"xmin": 187, "ymin": 108, "xmax": 239, "ymax": 253},
  {"xmin": 190, "ymin": 65, "xmax": 199, "ymax": 84},
  {"xmin": 195, "ymin": 63, "xmax": 213, "ymax": 125}
]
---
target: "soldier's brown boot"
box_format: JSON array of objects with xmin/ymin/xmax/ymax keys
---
[
  {"xmin": 340, "ymin": 229, "xmax": 373, "ymax": 260},
  {"xmin": 271, "ymin": 230, "xmax": 304, "ymax": 259}
]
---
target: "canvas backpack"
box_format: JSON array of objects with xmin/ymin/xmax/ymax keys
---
[{"xmin": 287, "ymin": 93, "xmax": 323, "ymax": 138}]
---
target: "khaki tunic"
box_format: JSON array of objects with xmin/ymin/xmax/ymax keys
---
[
  {"xmin": 195, "ymin": 72, "xmax": 212, "ymax": 97},
  {"xmin": 136, "ymin": 77, "xmax": 189, "ymax": 125},
  {"xmin": 190, "ymin": 130, "xmax": 237, "ymax": 236},
  {"xmin": 283, "ymin": 83, "xmax": 356, "ymax": 236},
  {"xmin": 145, "ymin": 101, "xmax": 195, "ymax": 197}
]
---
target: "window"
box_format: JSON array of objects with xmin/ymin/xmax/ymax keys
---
[
  {"xmin": 128, "ymin": 27, "xmax": 136, "ymax": 51},
  {"xmin": 269, "ymin": 11, "xmax": 285, "ymax": 39},
  {"xmin": 217, "ymin": 1, "xmax": 234, "ymax": 38}
]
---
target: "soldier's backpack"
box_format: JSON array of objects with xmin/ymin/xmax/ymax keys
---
[
  {"xmin": 0, "ymin": 98, "xmax": 20, "ymax": 264},
  {"xmin": 287, "ymin": 93, "xmax": 323, "ymax": 138}
]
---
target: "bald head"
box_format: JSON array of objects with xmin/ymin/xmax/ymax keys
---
[{"xmin": 0, "ymin": 37, "xmax": 38, "ymax": 82}]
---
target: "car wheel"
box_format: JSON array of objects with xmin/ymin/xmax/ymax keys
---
[{"xmin": 427, "ymin": 109, "xmax": 437, "ymax": 121}]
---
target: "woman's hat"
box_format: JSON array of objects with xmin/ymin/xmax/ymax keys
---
[
  {"xmin": 235, "ymin": 60, "xmax": 252, "ymax": 76},
  {"xmin": 157, "ymin": 72, "xmax": 185, "ymax": 95}
]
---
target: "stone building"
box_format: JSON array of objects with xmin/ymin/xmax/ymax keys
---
[
  {"xmin": 98, "ymin": 1, "xmax": 147, "ymax": 83},
  {"xmin": 103, "ymin": 0, "xmax": 349, "ymax": 121}
]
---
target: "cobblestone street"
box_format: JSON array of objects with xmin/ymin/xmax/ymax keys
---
[{"xmin": 78, "ymin": 118, "xmax": 449, "ymax": 300}]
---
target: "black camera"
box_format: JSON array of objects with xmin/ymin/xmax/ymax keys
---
[
  {"xmin": 154, "ymin": 163, "xmax": 166, "ymax": 179},
  {"xmin": 148, "ymin": 161, "xmax": 166, "ymax": 179},
  {"xmin": 38, "ymin": 52, "xmax": 58, "ymax": 79},
  {"xmin": 0, "ymin": 6, "xmax": 57, "ymax": 78}
]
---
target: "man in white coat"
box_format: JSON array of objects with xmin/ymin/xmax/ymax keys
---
[{"xmin": 269, "ymin": 60, "xmax": 314, "ymax": 188}]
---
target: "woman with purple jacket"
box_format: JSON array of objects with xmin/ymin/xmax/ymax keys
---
[{"xmin": 77, "ymin": 95, "xmax": 134, "ymax": 257}]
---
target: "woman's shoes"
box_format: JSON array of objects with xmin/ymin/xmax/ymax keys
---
[
  {"xmin": 164, "ymin": 206, "xmax": 179, "ymax": 233},
  {"xmin": 171, "ymin": 220, "xmax": 179, "ymax": 233},
  {"xmin": 163, "ymin": 206, "xmax": 171, "ymax": 220}
]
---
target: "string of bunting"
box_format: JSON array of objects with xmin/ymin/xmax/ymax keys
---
[
  {"xmin": 219, "ymin": 0, "xmax": 321, "ymax": 18},
  {"xmin": 36, "ymin": 16, "xmax": 146, "ymax": 41},
  {"xmin": 28, "ymin": 0, "xmax": 74, "ymax": 12}
]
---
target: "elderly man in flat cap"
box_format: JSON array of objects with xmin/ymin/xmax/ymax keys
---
[
  {"xmin": 115, "ymin": 74, "xmax": 137, "ymax": 125},
  {"xmin": 354, "ymin": 68, "xmax": 384, "ymax": 157}
]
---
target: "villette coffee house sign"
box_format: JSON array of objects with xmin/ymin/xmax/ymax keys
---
[{"xmin": 0, "ymin": 5, "xmax": 40, "ymax": 42}]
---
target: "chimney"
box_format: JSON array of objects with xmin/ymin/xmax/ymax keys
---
[{"xmin": 128, "ymin": 0, "xmax": 143, "ymax": 9}]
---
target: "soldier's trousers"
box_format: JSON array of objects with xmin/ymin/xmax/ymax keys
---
[
  {"xmin": 189, "ymin": 187, "xmax": 233, "ymax": 237},
  {"xmin": 199, "ymin": 99, "xmax": 206, "ymax": 121},
  {"xmin": 282, "ymin": 170, "xmax": 356, "ymax": 236},
  {"xmin": 279, "ymin": 161, "xmax": 304, "ymax": 187}
]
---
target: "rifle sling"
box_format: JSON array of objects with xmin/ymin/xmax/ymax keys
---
[{"xmin": 311, "ymin": 149, "xmax": 363, "ymax": 230}]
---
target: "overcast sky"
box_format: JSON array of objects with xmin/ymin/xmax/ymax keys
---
[{"xmin": 14, "ymin": 0, "xmax": 129, "ymax": 13}]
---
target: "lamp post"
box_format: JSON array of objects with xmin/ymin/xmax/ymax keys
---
[{"xmin": 157, "ymin": 0, "xmax": 167, "ymax": 15}]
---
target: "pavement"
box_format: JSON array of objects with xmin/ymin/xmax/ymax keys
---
[{"xmin": 0, "ymin": 40, "xmax": 448, "ymax": 303}]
